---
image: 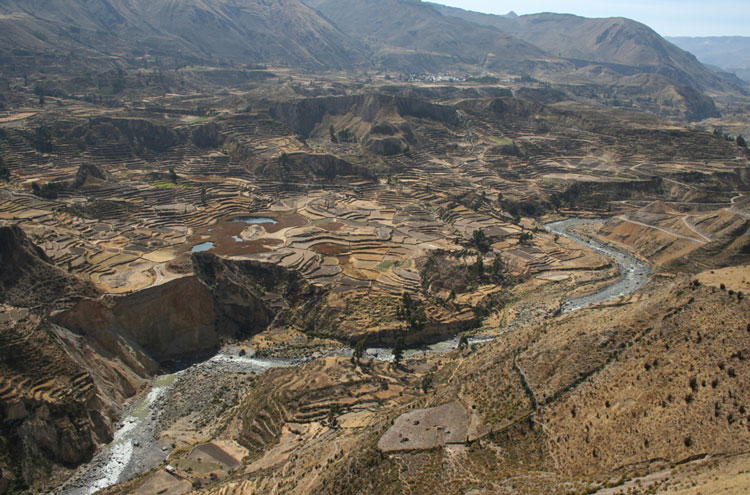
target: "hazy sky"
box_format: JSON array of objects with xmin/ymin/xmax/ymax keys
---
[{"xmin": 430, "ymin": 0, "xmax": 750, "ymax": 37}]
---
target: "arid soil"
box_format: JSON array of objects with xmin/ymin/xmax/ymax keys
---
[{"xmin": 1, "ymin": 65, "xmax": 749, "ymax": 495}]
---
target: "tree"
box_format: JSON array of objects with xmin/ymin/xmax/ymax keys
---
[
  {"xmin": 457, "ymin": 334, "xmax": 468, "ymax": 351},
  {"xmin": 338, "ymin": 129, "xmax": 355, "ymax": 143},
  {"xmin": 200, "ymin": 187, "xmax": 207, "ymax": 206},
  {"xmin": 34, "ymin": 84, "xmax": 45, "ymax": 106},
  {"xmin": 470, "ymin": 257, "xmax": 484, "ymax": 278},
  {"xmin": 398, "ymin": 292, "xmax": 426, "ymax": 331},
  {"xmin": 168, "ymin": 167, "xmax": 177, "ymax": 183},
  {"xmin": 392, "ymin": 337, "xmax": 405, "ymax": 367},
  {"xmin": 738, "ymin": 135, "xmax": 747, "ymax": 148},
  {"xmin": 489, "ymin": 256, "xmax": 504, "ymax": 283},
  {"xmin": 327, "ymin": 404, "xmax": 341, "ymax": 427},
  {"xmin": 421, "ymin": 374, "xmax": 433, "ymax": 394},
  {"xmin": 353, "ymin": 337, "xmax": 367, "ymax": 364},
  {"xmin": 0, "ymin": 157, "xmax": 8, "ymax": 181},
  {"xmin": 519, "ymin": 231, "xmax": 534, "ymax": 246},
  {"xmin": 31, "ymin": 126, "xmax": 53, "ymax": 153},
  {"xmin": 329, "ymin": 125, "xmax": 337, "ymax": 143},
  {"xmin": 549, "ymin": 193, "xmax": 562, "ymax": 212},
  {"xmin": 471, "ymin": 229, "xmax": 491, "ymax": 253},
  {"xmin": 279, "ymin": 152, "xmax": 289, "ymax": 168}
]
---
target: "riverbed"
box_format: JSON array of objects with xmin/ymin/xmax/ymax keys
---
[
  {"xmin": 58, "ymin": 351, "xmax": 296, "ymax": 495},
  {"xmin": 544, "ymin": 218, "xmax": 651, "ymax": 312},
  {"xmin": 59, "ymin": 218, "xmax": 651, "ymax": 494}
]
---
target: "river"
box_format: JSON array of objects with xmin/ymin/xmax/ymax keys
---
[
  {"xmin": 544, "ymin": 218, "xmax": 650, "ymax": 312},
  {"xmin": 58, "ymin": 352, "xmax": 296, "ymax": 495},
  {"xmin": 58, "ymin": 218, "xmax": 650, "ymax": 494}
]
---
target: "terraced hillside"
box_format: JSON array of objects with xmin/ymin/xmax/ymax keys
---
[{"xmin": 1, "ymin": 65, "xmax": 750, "ymax": 495}]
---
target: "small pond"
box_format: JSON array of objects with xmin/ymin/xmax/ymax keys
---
[
  {"xmin": 231, "ymin": 216, "xmax": 278, "ymax": 225},
  {"xmin": 191, "ymin": 241, "xmax": 216, "ymax": 253}
]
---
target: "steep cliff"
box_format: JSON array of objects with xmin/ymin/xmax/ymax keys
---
[
  {"xmin": 191, "ymin": 253, "xmax": 318, "ymax": 336},
  {"xmin": 0, "ymin": 226, "xmax": 146, "ymax": 491},
  {"xmin": 270, "ymin": 94, "xmax": 459, "ymax": 138},
  {"xmin": 0, "ymin": 225, "xmax": 96, "ymax": 310}
]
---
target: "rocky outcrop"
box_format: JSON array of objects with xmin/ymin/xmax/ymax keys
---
[
  {"xmin": 71, "ymin": 117, "xmax": 180, "ymax": 155},
  {"xmin": 0, "ymin": 225, "xmax": 96, "ymax": 310},
  {"xmin": 191, "ymin": 122, "xmax": 225, "ymax": 149},
  {"xmin": 56, "ymin": 277, "xmax": 217, "ymax": 363},
  {"xmin": 363, "ymin": 122, "xmax": 416, "ymax": 156},
  {"xmin": 192, "ymin": 253, "xmax": 318, "ymax": 336},
  {"xmin": 255, "ymin": 152, "xmax": 374, "ymax": 181},
  {"xmin": 270, "ymin": 94, "xmax": 459, "ymax": 138},
  {"xmin": 378, "ymin": 402, "xmax": 471, "ymax": 452},
  {"xmin": 72, "ymin": 163, "xmax": 108, "ymax": 189}
]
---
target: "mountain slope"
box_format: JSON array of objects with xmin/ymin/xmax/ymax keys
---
[
  {"xmin": 0, "ymin": 0, "xmax": 365, "ymax": 69},
  {"xmin": 305, "ymin": 0, "xmax": 566, "ymax": 73},
  {"xmin": 430, "ymin": 4, "xmax": 746, "ymax": 95}
]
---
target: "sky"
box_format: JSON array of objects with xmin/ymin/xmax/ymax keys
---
[{"xmin": 429, "ymin": 0, "xmax": 750, "ymax": 37}]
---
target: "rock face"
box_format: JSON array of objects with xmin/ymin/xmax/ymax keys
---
[
  {"xmin": 191, "ymin": 122, "xmax": 225, "ymax": 149},
  {"xmin": 0, "ymin": 226, "xmax": 149, "ymax": 488},
  {"xmin": 0, "ymin": 242, "xmax": 319, "ymax": 491},
  {"xmin": 0, "ymin": 314, "xmax": 139, "ymax": 490},
  {"xmin": 270, "ymin": 94, "xmax": 458, "ymax": 138},
  {"xmin": 55, "ymin": 255, "xmax": 319, "ymax": 369},
  {"xmin": 256, "ymin": 153, "xmax": 374, "ymax": 181},
  {"xmin": 192, "ymin": 253, "xmax": 317, "ymax": 337},
  {"xmin": 0, "ymin": 225, "xmax": 96, "ymax": 310},
  {"xmin": 71, "ymin": 117, "xmax": 180, "ymax": 156},
  {"xmin": 57, "ymin": 277, "xmax": 217, "ymax": 363}
]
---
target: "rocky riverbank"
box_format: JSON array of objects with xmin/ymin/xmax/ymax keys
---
[{"xmin": 545, "ymin": 219, "xmax": 651, "ymax": 312}]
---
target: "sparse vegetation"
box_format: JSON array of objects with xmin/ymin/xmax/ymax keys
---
[
  {"xmin": 30, "ymin": 126, "xmax": 53, "ymax": 153},
  {"xmin": 397, "ymin": 292, "xmax": 426, "ymax": 331},
  {"xmin": 392, "ymin": 336, "xmax": 405, "ymax": 367},
  {"xmin": 471, "ymin": 229, "xmax": 491, "ymax": 253},
  {"xmin": 2, "ymin": 10, "xmax": 750, "ymax": 494}
]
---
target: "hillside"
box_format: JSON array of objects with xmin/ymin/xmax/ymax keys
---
[
  {"xmin": 0, "ymin": 0, "xmax": 365, "ymax": 70},
  {"xmin": 304, "ymin": 0, "xmax": 566, "ymax": 73},
  {"xmin": 430, "ymin": 4, "xmax": 747, "ymax": 95},
  {"xmin": 2, "ymin": 1, "xmax": 750, "ymax": 494}
]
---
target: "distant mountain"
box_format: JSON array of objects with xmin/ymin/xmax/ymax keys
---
[
  {"xmin": 304, "ymin": 0, "xmax": 567, "ymax": 73},
  {"xmin": 0, "ymin": 0, "xmax": 745, "ymax": 121},
  {"xmin": 429, "ymin": 4, "xmax": 746, "ymax": 94},
  {"xmin": 0, "ymin": 0, "xmax": 365, "ymax": 69},
  {"xmin": 667, "ymin": 36, "xmax": 750, "ymax": 82}
]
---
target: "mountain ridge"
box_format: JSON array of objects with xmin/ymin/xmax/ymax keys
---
[
  {"xmin": 667, "ymin": 36, "xmax": 750, "ymax": 82},
  {"xmin": 428, "ymin": 3, "xmax": 747, "ymax": 95},
  {"xmin": 0, "ymin": 0, "xmax": 366, "ymax": 69}
]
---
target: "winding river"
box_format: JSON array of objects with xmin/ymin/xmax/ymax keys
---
[
  {"xmin": 59, "ymin": 218, "xmax": 650, "ymax": 494},
  {"xmin": 544, "ymin": 218, "xmax": 650, "ymax": 312},
  {"xmin": 59, "ymin": 353, "xmax": 296, "ymax": 495}
]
